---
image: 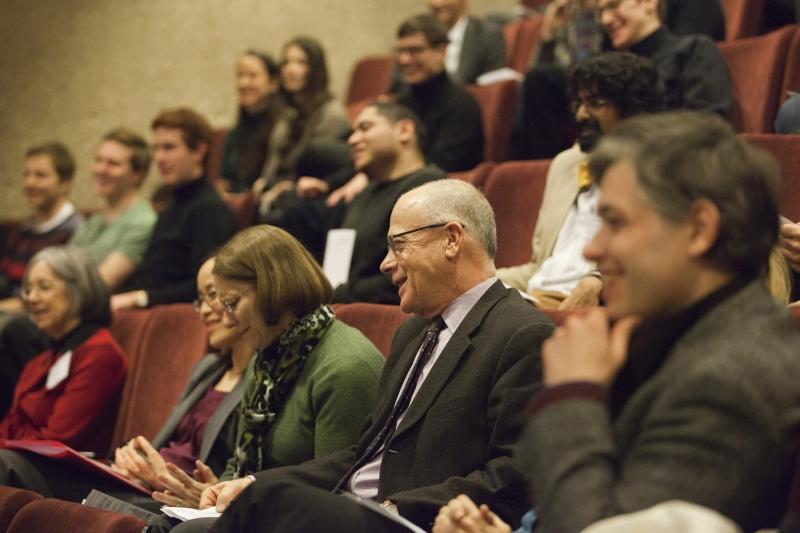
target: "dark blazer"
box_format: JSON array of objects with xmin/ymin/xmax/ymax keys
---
[
  {"xmin": 256, "ymin": 280, "xmax": 554, "ymax": 528},
  {"xmin": 456, "ymin": 16, "xmax": 507, "ymax": 85},
  {"xmin": 151, "ymin": 354, "xmax": 244, "ymax": 475},
  {"xmin": 519, "ymin": 281, "xmax": 800, "ymax": 533}
]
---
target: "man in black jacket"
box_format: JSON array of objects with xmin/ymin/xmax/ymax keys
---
[{"xmin": 112, "ymin": 108, "xmax": 237, "ymax": 310}]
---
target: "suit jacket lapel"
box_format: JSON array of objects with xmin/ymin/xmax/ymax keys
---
[
  {"xmin": 457, "ymin": 18, "xmax": 478, "ymax": 83},
  {"xmin": 392, "ymin": 281, "xmax": 507, "ymax": 439}
]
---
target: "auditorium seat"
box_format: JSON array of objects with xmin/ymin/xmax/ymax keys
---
[
  {"xmin": 0, "ymin": 486, "xmax": 42, "ymax": 532},
  {"xmin": 719, "ymin": 0, "xmax": 766, "ymax": 40},
  {"xmin": 223, "ymin": 191, "xmax": 256, "ymax": 229},
  {"xmin": 449, "ymin": 161, "xmax": 496, "ymax": 188},
  {"xmin": 332, "ymin": 303, "xmax": 410, "ymax": 358},
  {"xmin": 465, "ymin": 80, "xmax": 518, "ymax": 162},
  {"xmin": 482, "ymin": 159, "xmax": 551, "ymax": 268},
  {"xmin": 783, "ymin": 27, "xmax": 800, "ymax": 100},
  {"xmin": 111, "ymin": 304, "xmax": 207, "ymax": 449},
  {"xmin": 741, "ymin": 133, "xmax": 800, "ymax": 222},
  {"xmin": 718, "ymin": 25, "xmax": 797, "ymax": 133},
  {"xmin": 6, "ymin": 498, "xmax": 145, "ymax": 533},
  {"xmin": 345, "ymin": 55, "xmax": 394, "ymax": 105},
  {"xmin": 347, "ymin": 97, "xmax": 373, "ymax": 123},
  {"xmin": 206, "ymin": 127, "xmax": 228, "ymax": 184},
  {"xmin": 504, "ymin": 17, "xmax": 543, "ymax": 73}
]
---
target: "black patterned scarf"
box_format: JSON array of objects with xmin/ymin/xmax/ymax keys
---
[{"xmin": 232, "ymin": 304, "xmax": 334, "ymax": 477}]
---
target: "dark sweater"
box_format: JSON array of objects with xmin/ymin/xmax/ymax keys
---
[
  {"xmin": 394, "ymin": 71, "xmax": 484, "ymax": 172},
  {"xmin": 332, "ymin": 165, "xmax": 446, "ymax": 304},
  {"xmin": 118, "ymin": 178, "xmax": 237, "ymax": 305},
  {"xmin": 630, "ymin": 26, "xmax": 731, "ymax": 118}
]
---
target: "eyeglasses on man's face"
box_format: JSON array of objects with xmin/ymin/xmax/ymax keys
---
[
  {"xmin": 386, "ymin": 222, "xmax": 466, "ymax": 254},
  {"xmin": 570, "ymin": 95, "xmax": 611, "ymax": 115}
]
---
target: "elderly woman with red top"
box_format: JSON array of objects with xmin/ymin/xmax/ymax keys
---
[{"xmin": 0, "ymin": 245, "xmax": 126, "ymax": 455}]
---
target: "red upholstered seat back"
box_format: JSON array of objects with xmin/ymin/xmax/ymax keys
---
[
  {"xmin": 6, "ymin": 498, "xmax": 145, "ymax": 533},
  {"xmin": 483, "ymin": 159, "xmax": 551, "ymax": 268},
  {"xmin": 111, "ymin": 304, "xmax": 207, "ymax": 448},
  {"xmin": 504, "ymin": 17, "xmax": 543, "ymax": 73},
  {"xmin": 223, "ymin": 191, "xmax": 256, "ymax": 229},
  {"xmin": 718, "ymin": 26, "xmax": 797, "ymax": 133},
  {"xmin": 783, "ymin": 28, "xmax": 800, "ymax": 100},
  {"xmin": 741, "ymin": 134, "xmax": 800, "ymax": 222},
  {"xmin": 206, "ymin": 127, "xmax": 228, "ymax": 184},
  {"xmin": 719, "ymin": 0, "xmax": 766, "ymax": 40},
  {"xmin": 346, "ymin": 55, "xmax": 394, "ymax": 105},
  {"xmin": 332, "ymin": 303, "xmax": 410, "ymax": 358},
  {"xmin": 0, "ymin": 486, "xmax": 42, "ymax": 532},
  {"xmin": 449, "ymin": 161, "xmax": 496, "ymax": 189},
  {"xmin": 465, "ymin": 80, "xmax": 518, "ymax": 162}
]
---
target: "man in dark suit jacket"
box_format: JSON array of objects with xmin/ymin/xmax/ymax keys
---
[
  {"xmin": 164, "ymin": 180, "xmax": 553, "ymax": 533},
  {"xmin": 429, "ymin": 0, "xmax": 506, "ymax": 84},
  {"xmin": 434, "ymin": 113, "xmax": 800, "ymax": 533}
]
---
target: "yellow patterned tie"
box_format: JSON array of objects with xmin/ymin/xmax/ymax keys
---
[{"xmin": 577, "ymin": 159, "xmax": 593, "ymax": 189}]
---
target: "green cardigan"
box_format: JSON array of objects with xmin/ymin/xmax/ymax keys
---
[{"xmin": 221, "ymin": 319, "xmax": 383, "ymax": 479}]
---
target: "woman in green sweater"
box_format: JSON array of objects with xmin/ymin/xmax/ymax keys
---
[{"xmin": 208, "ymin": 224, "xmax": 382, "ymax": 476}]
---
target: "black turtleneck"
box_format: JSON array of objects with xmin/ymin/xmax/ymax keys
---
[
  {"xmin": 608, "ymin": 276, "xmax": 751, "ymax": 418},
  {"xmin": 629, "ymin": 26, "xmax": 731, "ymax": 118},
  {"xmin": 394, "ymin": 70, "xmax": 484, "ymax": 172},
  {"xmin": 118, "ymin": 177, "xmax": 237, "ymax": 305}
]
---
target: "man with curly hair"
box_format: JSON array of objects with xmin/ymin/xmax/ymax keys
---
[{"xmin": 497, "ymin": 51, "xmax": 663, "ymax": 310}]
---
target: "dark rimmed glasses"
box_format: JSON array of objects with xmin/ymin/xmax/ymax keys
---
[{"xmin": 387, "ymin": 222, "xmax": 465, "ymax": 254}]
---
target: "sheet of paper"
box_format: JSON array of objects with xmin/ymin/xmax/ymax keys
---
[
  {"xmin": 322, "ymin": 228, "xmax": 357, "ymax": 288},
  {"xmin": 161, "ymin": 506, "xmax": 222, "ymax": 522}
]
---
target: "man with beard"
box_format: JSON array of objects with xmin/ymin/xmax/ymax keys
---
[{"xmin": 497, "ymin": 52, "xmax": 663, "ymax": 310}]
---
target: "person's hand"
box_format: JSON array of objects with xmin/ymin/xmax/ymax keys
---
[
  {"xmin": 110, "ymin": 436, "xmax": 170, "ymax": 490},
  {"xmin": 110, "ymin": 291, "xmax": 143, "ymax": 311},
  {"xmin": 558, "ymin": 275, "xmax": 603, "ymax": 310},
  {"xmin": 198, "ymin": 477, "xmax": 254, "ymax": 512},
  {"xmin": 325, "ymin": 173, "xmax": 369, "ymax": 207},
  {"xmin": 151, "ymin": 460, "xmax": 219, "ymax": 508},
  {"xmin": 257, "ymin": 180, "xmax": 295, "ymax": 214},
  {"xmin": 542, "ymin": 308, "xmax": 639, "ymax": 387},
  {"xmin": 433, "ymin": 495, "xmax": 511, "ymax": 533},
  {"xmin": 295, "ymin": 176, "xmax": 330, "ymax": 199},
  {"xmin": 780, "ymin": 221, "xmax": 800, "ymax": 272},
  {"xmin": 541, "ymin": 0, "xmax": 573, "ymax": 41}
]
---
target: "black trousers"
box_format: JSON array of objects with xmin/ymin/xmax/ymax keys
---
[{"xmin": 161, "ymin": 479, "xmax": 413, "ymax": 533}]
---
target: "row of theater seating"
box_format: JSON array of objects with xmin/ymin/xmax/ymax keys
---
[
  {"xmin": 212, "ymin": 133, "xmax": 800, "ymax": 267},
  {"xmin": 340, "ymin": 23, "xmax": 800, "ymax": 157},
  {"xmin": 4, "ymin": 298, "xmax": 800, "ymax": 531}
]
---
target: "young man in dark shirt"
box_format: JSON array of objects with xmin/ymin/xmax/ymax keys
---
[
  {"xmin": 332, "ymin": 102, "xmax": 445, "ymax": 304},
  {"xmin": 112, "ymin": 108, "xmax": 237, "ymax": 310}
]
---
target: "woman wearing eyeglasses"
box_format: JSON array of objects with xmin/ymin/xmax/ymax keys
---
[
  {"xmin": 108, "ymin": 255, "xmax": 255, "ymax": 507},
  {"xmin": 208, "ymin": 225, "xmax": 383, "ymax": 482},
  {"xmin": 0, "ymin": 246, "xmax": 126, "ymax": 454}
]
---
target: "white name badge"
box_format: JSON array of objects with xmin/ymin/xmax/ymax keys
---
[
  {"xmin": 46, "ymin": 350, "xmax": 73, "ymax": 390},
  {"xmin": 322, "ymin": 228, "xmax": 356, "ymax": 288}
]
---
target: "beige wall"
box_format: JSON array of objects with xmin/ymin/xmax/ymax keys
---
[{"xmin": 0, "ymin": 0, "xmax": 516, "ymax": 218}]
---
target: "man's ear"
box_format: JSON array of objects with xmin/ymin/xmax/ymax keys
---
[
  {"xmin": 444, "ymin": 221, "xmax": 465, "ymax": 259},
  {"xmin": 396, "ymin": 119, "xmax": 415, "ymax": 145},
  {"xmin": 192, "ymin": 141, "xmax": 209, "ymax": 165},
  {"xmin": 686, "ymin": 198, "xmax": 721, "ymax": 258}
]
